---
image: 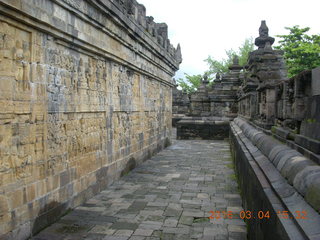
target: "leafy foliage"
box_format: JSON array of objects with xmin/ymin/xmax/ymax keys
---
[
  {"xmin": 275, "ymin": 26, "xmax": 320, "ymax": 77},
  {"xmin": 177, "ymin": 38, "xmax": 253, "ymax": 93},
  {"xmin": 204, "ymin": 38, "xmax": 254, "ymax": 74},
  {"xmin": 176, "ymin": 72, "xmax": 212, "ymax": 94}
]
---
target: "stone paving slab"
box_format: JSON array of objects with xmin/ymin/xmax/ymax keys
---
[{"xmin": 32, "ymin": 138, "xmax": 246, "ymax": 240}]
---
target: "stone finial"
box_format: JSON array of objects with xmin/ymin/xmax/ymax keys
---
[
  {"xmin": 254, "ymin": 20, "xmax": 275, "ymax": 49},
  {"xmin": 216, "ymin": 72, "xmax": 221, "ymax": 80},
  {"xmin": 259, "ymin": 20, "xmax": 269, "ymax": 37},
  {"xmin": 233, "ymin": 55, "xmax": 239, "ymax": 65},
  {"xmin": 202, "ymin": 73, "xmax": 209, "ymax": 85},
  {"xmin": 213, "ymin": 72, "xmax": 221, "ymax": 86},
  {"xmin": 172, "ymin": 78, "xmax": 178, "ymax": 87},
  {"xmin": 156, "ymin": 23, "xmax": 168, "ymax": 39},
  {"xmin": 155, "ymin": 23, "xmax": 168, "ymax": 48},
  {"xmin": 229, "ymin": 55, "xmax": 242, "ymax": 71},
  {"xmin": 174, "ymin": 44, "xmax": 182, "ymax": 64},
  {"xmin": 146, "ymin": 16, "xmax": 154, "ymax": 24},
  {"xmin": 125, "ymin": 0, "xmax": 135, "ymax": 14},
  {"xmin": 136, "ymin": 3, "xmax": 146, "ymax": 27},
  {"xmin": 146, "ymin": 16, "xmax": 156, "ymax": 36}
]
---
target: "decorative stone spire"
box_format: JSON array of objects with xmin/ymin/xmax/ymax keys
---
[
  {"xmin": 174, "ymin": 44, "xmax": 182, "ymax": 64},
  {"xmin": 202, "ymin": 72, "xmax": 210, "ymax": 85},
  {"xmin": 233, "ymin": 55, "xmax": 239, "ymax": 65},
  {"xmin": 212, "ymin": 72, "xmax": 221, "ymax": 88},
  {"xmin": 172, "ymin": 78, "xmax": 178, "ymax": 88},
  {"xmin": 228, "ymin": 55, "xmax": 242, "ymax": 71},
  {"xmin": 254, "ymin": 20, "xmax": 275, "ymax": 49},
  {"xmin": 215, "ymin": 72, "xmax": 221, "ymax": 81}
]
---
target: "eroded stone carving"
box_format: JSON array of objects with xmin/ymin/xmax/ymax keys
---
[{"xmin": 0, "ymin": 1, "xmax": 180, "ymax": 239}]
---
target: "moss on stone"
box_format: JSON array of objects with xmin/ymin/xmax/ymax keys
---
[
  {"xmin": 305, "ymin": 180, "xmax": 320, "ymax": 212},
  {"xmin": 193, "ymin": 217, "xmax": 210, "ymax": 223},
  {"xmin": 165, "ymin": 137, "xmax": 171, "ymax": 148},
  {"xmin": 226, "ymin": 163, "xmax": 235, "ymax": 169},
  {"xmin": 229, "ymin": 173, "xmax": 237, "ymax": 181}
]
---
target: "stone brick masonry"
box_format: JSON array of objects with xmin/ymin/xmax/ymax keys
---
[{"xmin": 0, "ymin": 0, "xmax": 181, "ymax": 239}]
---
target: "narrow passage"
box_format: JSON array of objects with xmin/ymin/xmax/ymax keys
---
[{"xmin": 33, "ymin": 138, "xmax": 246, "ymax": 240}]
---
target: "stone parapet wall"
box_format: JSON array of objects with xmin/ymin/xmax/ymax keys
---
[
  {"xmin": 177, "ymin": 118, "xmax": 230, "ymax": 140},
  {"xmin": 238, "ymin": 21, "xmax": 320, "ymax": 160},
  {"xmin": 0, "ymin": 0, "xmax": 180, "ymax": 239},
  {"xmin": 229, "ymin": 21, "xmax": 320, "ymax": 240},
  {"xmin": 240, "ymin": 67, "xmax": 320, "ymax": 159},
  {"xmin": 234, "ymin": 118, "xmax": 320, "ymax": 210},
  {"xmin": 230, "ymin": 117, "xmax": 320, "ymax": 240},
  {"xmin": 274, "ymin": 68, "xmax": 320, "ymax": 140}
]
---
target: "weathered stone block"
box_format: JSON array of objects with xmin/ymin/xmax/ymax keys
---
[
  {"xmin": 280, "ymin": 156, "xmax": 314, "ymax": 184},
  {"xmin": 305, "ymin": 178, "xmax": 320, "ymax": 211},
  {"xmin": 312, "ymin": 67, "xmax": 320, "ymax": 96},
  {"xmin": 252, "ymin": 132, "xmax": 265, "ymax": 145},
  {"xmin": 273, "ymin": 127, "xmax": 290, "ymax": 140},
  {"xmin": 293, "ymin": 166, "xmax": 320, "ymax": 196},
  {"xmin": 286, "ymin": 159, "xmax": 315, "ymax": 185},
  {"xmin": 295, "ymin": 134, "xmax": 320, "ymax": 154},
  {"xmin": 268, "ymin": 145, "xmax": 291, "ymax": 163},
  {"xmin": 59, "ymin": 171, "xmax": 71, "ymax": 187},
  {"xmin": 276, "ymin": 151, "xmax": 302, "ymax": 172},
  {"xmin": 272, "ymin": 149, "xmax": 297, "ymax": 166}
]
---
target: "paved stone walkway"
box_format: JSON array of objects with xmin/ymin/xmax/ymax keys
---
[{"xmin": 33, "ymin": 138, "xmax": 246, "ymax": 240}]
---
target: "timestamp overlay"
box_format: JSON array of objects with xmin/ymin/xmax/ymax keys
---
[{"xmin": 209, "ymin": 210, "xmax": 308, "ymax": 220}]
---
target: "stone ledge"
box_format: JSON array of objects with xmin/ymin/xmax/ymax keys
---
[
  {"xmin": 295, "ymin": 134, "xmax": 320, "ymax": 154},
  {"xmin": 233, "ymin": 117, "xmax": 320, "ymax": 213},
  {"xmin": 0, "ymin": 0, "xmax": 179, "ymax": 85},
  {"xmin": 172, "ymin": 114, "xmax": 185, "ymax": 128},
  {"xmin": 230, "ymin": 120, "xmax": 320, "ymax": 239},
  {"xmin": 272, "ymin": 126, "xmax": 290, "ymax": 140},
  {"xmin": 270, "ymin": 126, "xmax": 320, "ymax": 163},
  {"xmin": 286, "ymin": 140, "xmax": 320, "ymax": 166},
  {"xmin": 256, "ymin": 126, "xmax": 320, "ymax": 165}
]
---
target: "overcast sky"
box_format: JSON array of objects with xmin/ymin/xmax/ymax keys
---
[{"xmin": 138, "ymin": 0, "xmax": 320, "ymax": 80}]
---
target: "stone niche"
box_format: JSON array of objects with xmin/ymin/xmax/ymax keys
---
[{"xmin": 0, "ymin": 0, "xmax": 181, "ymax": 239}]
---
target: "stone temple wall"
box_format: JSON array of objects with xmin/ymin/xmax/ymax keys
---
[{"xmin": 0, "ymin": 0, "xmax": 181, "ymax": 239}]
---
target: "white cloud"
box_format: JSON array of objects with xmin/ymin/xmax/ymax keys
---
[{"xmin": 138, "ymin": 0, "xmax": 320, "ymax": 79}]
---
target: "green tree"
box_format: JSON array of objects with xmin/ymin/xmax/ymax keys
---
[
  {"xmin": 205, "ymin": 38, "xmax": 254, "ymax": 74},
  {"xmin": 275, "ymin": 26, "xmax": 320, "ymax": 77},
  {"xmin": 176, "ymin": 72, "xmax": 212, "ymax": 94}
]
